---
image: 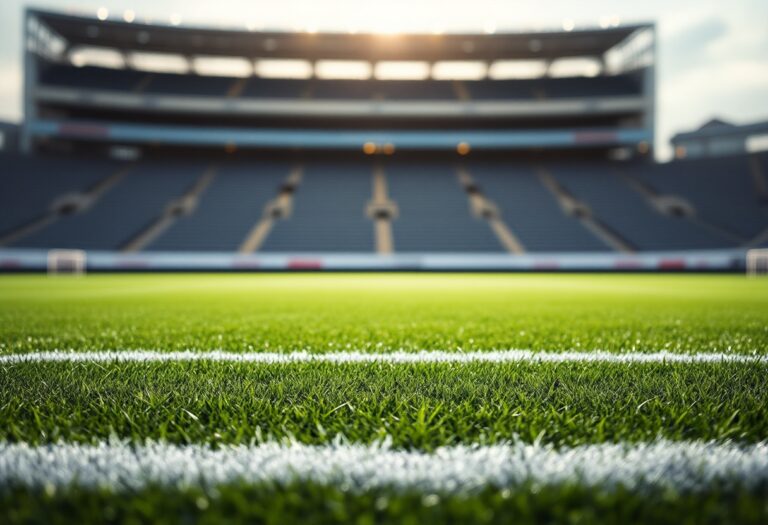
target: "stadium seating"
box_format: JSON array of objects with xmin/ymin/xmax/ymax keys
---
[
  {"xmin": 386, "ymin": 163, "xmax": 503, "ymax": 252},
  {"xmin": 310, "ymin": 80, "xmax": 456, "ymax": 100},
  {"xmin": 37, "ymin": 64, "xmax": 642, "ymax": 102},
  {"xmin": 260, "ymin": 163, "xmax": 374, "ymax": 252},
  {"xmin": 465, "ymin": 72, "xmax": 642, "ymax": 100},
  {"xmin": 144, "ymin": 73, "xmax": 234, "ymax": 97},
  {"xmin": 631, "ymin": 155, "xmax": 768, "ymax": 240},
  {"xmin": 240, "ymin": 78, "xmax": 308, "ymax": 99},
  {"xmin": 547, "ymin": 162, "xmax": 732, "ymax": 250},
  {"xmin": 468, "ymin": 163, "xmax": 609, "ymax": 252},
  {"xmin": 15, "ymin": 160, "xmax": 202, "ymax": 250},
  {"xmin": 0, "ymin": 153, "xmax": 118, "ymax": 236},
  {"xmin": 147, "ymin": 162, "xmax": 288, "ymax": 251},
  {"xmin": 3, "ymin": 152, "xmax": 767, "ymax": 253},
  {"xmin": 39, "ymin": 64, "xmax": 146, "ymax": 92}
]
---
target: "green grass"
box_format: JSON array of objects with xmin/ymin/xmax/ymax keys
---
[
  {"xmin": 1, "ymin": 273, "xmax": 767, "ymax": 354},
  {"xmin": 1, "ymin": 273, "xmax": 767, "ymax": 524},
  {"xmin": 2, "ymin": 361, "xmax": 766, "ymax": 448},
  {"xmin": 4, "ymin": 484, "xmax": 766, "ymax": 525}
]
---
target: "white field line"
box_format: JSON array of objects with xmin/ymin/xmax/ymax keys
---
[
  {"xmin": 1, "ymin": 440, "xmax": 766, "ymax": 494},
  {"xmin": 0, "ymin": 349, "xmax": 765, "ymax": 365}
]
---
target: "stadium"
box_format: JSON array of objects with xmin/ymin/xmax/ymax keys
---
[{"xmin": 0, "ymin": 3, "xmax": 767, "ymax": 524}]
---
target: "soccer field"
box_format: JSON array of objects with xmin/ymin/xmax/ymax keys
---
[{"xmin": 1, "ymin": 273, "xmax": 767, "ymax": 524}]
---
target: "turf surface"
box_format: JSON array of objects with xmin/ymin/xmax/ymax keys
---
[
  {"xmin": 1, "ymin": 273, "xmax": 767, "ymax": 524},
  {"xmin": 1, "ymin": 273, "xmax": 767, "ymax": 354},
  {"xmin": 2, "ymin": 361, "xmax": 766, "ymax": 447}
]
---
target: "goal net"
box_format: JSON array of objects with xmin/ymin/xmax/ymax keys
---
[
  {"xmin": 47, "ymin": 249, "xmax": 86, "ymax": 275},
  {"xmin": 746, "ymin": 249, "xmax": 768, "ymax": 277}
]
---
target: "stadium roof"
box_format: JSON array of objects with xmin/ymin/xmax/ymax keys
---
[{"xmin": 30, "ymin": 9, "xmax": 651, "ymax": 61}]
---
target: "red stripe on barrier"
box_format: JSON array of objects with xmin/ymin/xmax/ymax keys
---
[
  {"xmin": 287, "ymin": 260, "xmax": 323, "ymax": 270},
  {"xmin": 658, "ymin": 259, "xmax": 686, "ymax": 270},
  {"xmin": 533, "ymin": 261, "xmax": 559, "ymax": 270}
]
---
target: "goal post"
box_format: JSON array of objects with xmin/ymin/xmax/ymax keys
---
[
  {"xmin": 746, "ymin": 249, "xmax": 768, "ymax": 277},
  {"xmin": 47, "ymin": 249, "xmax": 87, "ymax": 275}
]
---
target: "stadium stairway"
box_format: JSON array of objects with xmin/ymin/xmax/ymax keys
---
[
  {"xmin": 468, "ymin": 163, "xmax": 614, "ymax": 252},
  {"xmin": 227, "ymin": 78, "xmax": 249, "ymax": 99},
  {"xmin": 147, "ymin": 162, "xmax": 289, "ymax": 252},
  {"xmin": 366, "ymin": 165, "xmax": 398, "ymax": 254},
  {"xmin": 259, "ymin": 163, "xmax": 373, "ymax": 252},
  {"xmin": 238, "ymin": 165, "xmax": 304, "ymax": 253},
  {"xmin": 455, "ymin": 167, "xmax": 525, "ymax": 254},
  {"xmin": 452, "ymin": 81, "xmax": 471, "ymax": 102},
  {"xmin": 630, "ymin": 154, "xmax": 768, "ymax": 243},
  {"xmin": 0, "ymin": 154, "xmax": 127, "ymax": 247},
  {"xmin": 15, "ymin": 160, "xmax": 202, "ymax": 250},
  {"xmin": 386, "ymin": 162, "xmax": 504, "ymax": 252},
  {"xmin": 122, "ymin": 165, "xmax": 219, "ymax": 252},
  {"xmin": 534, "ymin": 167, "xmax": 632, "ymax": 252},
  {"xmin": 548, "ymin": 162, "xmax": 731, "ymax": 251},
  {"xmin": 619, "ymin": 170, "xmax": 746, "ymax": 245}
]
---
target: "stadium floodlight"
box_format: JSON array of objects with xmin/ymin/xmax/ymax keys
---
[
  {"xmin": 47, "ymin": 250, "xmax": 87, "ymax": 276},
  {"xmin": 362, "ymin": 142, "xmax": 377, "ymax": 155},
  {"xmin": 746, "ymin": 249, "xmax": 768, "ymax": 277}
]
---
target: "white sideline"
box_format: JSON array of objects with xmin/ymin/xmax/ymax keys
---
[
  {"xmin": 0, "ymin": 349, "xmax": 765, "ymax": 365},
  {"xmin": 1, "ymin": 440, "xmax": 766, "ymax": 494}
]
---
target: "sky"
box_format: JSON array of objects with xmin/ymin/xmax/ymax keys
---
[{"xmin": 0, "ymin": 0, "xmax": 766, "ymax": 160}]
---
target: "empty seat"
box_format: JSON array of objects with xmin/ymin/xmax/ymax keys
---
[
  {"xmin": 16, "ymin": 160, "xmax": 203, "ymax": 250},
  {"xmin": 0, "ymin": 153, "xmax": 118, "ymax": 235},
  {"xmin": 301, "ymin": 80, "xmax": 457, "ymax": 101},
  {"xmin": 240, "ymin": 79, "xmax": 307, "ymax": 99},
  {"xmin": 260, "ymin": 163, "xmax": 373, "ymax": 252},
  {"xmin": 39, "ymin": 64, "xmax": 145, "ymax": 92},
  {"xmin": 466, "ymin": 72, "xmax": 642, "ymax": 100},
  {"xmin": 144, "ymin": 73, "xmax": 234, "ymax": 96},
  {"xmin": 386, "ymin": 163, "xmax": 502, "ymax": 252},
  {"xmin": 470, "ymin": 163, "xmax": 608, "ymax": 252},
  {"xmin": 147, "ymin": 162, "xmax": 288, "ymax": 251},
  {"xmin": 549, "ymin": 163, "xmax": 729, "ymax": 251},
  {"xmin": 633, "ymin": 156, "xmax": 768, "ymax": 239}
]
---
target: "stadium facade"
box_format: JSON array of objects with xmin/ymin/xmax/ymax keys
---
[{"xmin": 1, "ymin": 9, "xmax": 766, "ymax": 271}]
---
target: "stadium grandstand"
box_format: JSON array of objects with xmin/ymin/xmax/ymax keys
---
[{"xmin": 1, "ymin": 8, "xmax": 767, "ymax": 271}]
